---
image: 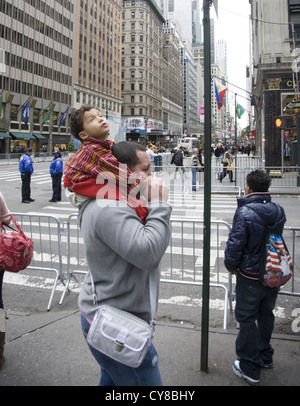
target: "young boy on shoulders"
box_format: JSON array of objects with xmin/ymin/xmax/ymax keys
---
[{"xmin": 64, "ymin": 105, "xmax": 145, "ymax": 209}]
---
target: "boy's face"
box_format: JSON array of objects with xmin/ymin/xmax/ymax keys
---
[{"xmin": 79, "ymin": 108, "xmax": 109, "ymax": 140}]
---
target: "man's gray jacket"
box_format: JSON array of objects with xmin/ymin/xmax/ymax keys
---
[{"xmin": 78, "ymin": 199, "xmax": 172, "ymax": 322}]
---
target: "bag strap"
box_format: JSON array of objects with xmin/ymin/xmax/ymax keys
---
[
  {"xmin": 89, "ymin": 271, "xmax": 156, "ymax": 323},
  {"xmin": 246, "ymin": 203, "xmax": 280, "ymax": 230},
  {"xmin": 2, "ymin": 215, "xmax": 27, "ymax": 238}
]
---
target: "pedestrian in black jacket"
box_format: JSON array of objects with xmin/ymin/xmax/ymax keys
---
[
  {"xmin": 171, "ymin": 147, "xmax": 185, "ymax": 174},
  {"xmin": 224, "ymin": 169, "xmax": 286, "ymax": 386}
]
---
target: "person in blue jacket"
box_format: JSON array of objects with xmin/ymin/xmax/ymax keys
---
[
  {"xmin": 49, "ymin": 150, "xmax": 63, "ymax": 202},
  {"xmin": 224, "ymin": 169, "xmax": 286, "ymax": 386},
  {"xmin": 19, "ymin": 147, "xmax": 35, "ymax": 203}
]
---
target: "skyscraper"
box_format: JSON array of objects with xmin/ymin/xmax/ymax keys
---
[
  {"xmin": 0, "ymin": 0, "xmax": 74, "ymax": 153},
  {"xmin": 157, "ymin": 0, "xmax": 202, "ymax": 45},
  {"xmin": 73, "ymin": 0, "xmax": 123, "ymax": 131}
]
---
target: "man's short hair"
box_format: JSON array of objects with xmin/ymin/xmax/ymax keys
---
[
  {"xmin": 112, "ymin": 142, "xmax": 146, "ymax": 171},
  {"xmin": 246, "ymin": 169, "xmax": 272, "ymax": 193},
  {"xmin": 70, "ymin": 105, "xmax": 101, "ymax": 141}
]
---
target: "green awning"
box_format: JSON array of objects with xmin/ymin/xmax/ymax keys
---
[
  {"xmin": 10, "ymin": 132, "xmax": 36, "ymax": 140},
  {"xmin": 33, "ymin": 133, "xmax": 47, "ymax": 140},
  {"xmin": 0, "ymin": 132, "xmax": 12, "ymax": 140}
]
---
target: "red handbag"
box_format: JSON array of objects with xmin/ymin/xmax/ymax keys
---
[{"xmin": 0, "ymin": 215, "xmax": 34, "ymax": 272}]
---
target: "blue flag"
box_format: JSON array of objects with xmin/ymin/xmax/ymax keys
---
[
  {"xmin": 58, "ymin": 107, "xmax": 70, "ymax": 127},
  {"xmin": 22, "ymin": 99, "xmax": 30, "ymax": 125}
]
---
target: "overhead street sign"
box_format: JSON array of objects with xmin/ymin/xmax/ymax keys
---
[{"xmin": 286, "ymin": 101, "xmax": 300, "ymax": 109}]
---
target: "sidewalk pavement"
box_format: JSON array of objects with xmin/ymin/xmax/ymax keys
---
[{"xmin": 0, "ymin": 292, "xmax": 299, "ymax": 387}]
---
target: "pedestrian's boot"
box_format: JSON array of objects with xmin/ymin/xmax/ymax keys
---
[{"xmin": 0, "ymin": 332, "xmax": 5, "ymax": 370}]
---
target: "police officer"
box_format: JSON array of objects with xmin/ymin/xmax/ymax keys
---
[
  {"xmin": 19, "ymin": 147, "xmax": 35, "ymax": 203},
  {"xmin": 49, "ymin": 150, "xmax": 63, "ymax": 202}
]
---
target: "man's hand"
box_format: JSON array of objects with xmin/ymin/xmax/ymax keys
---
[{"xmin": 147, "ymin": 176, "xmax": 169, "ymax": 203}]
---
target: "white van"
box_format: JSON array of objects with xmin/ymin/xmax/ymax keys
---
[{"xmin": 177, "ymin": 137, "xmax": 201, "ymax": 153}]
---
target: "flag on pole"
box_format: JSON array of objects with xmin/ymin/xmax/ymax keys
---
[
  {"xmin": 214, "ymin": 81, "xmax": 227, "ymax": 110},
  {"xmin": 58, "ymin": 107, "xmax": 70, "ymax": 127},
  {"xmin": 42, "ymin": 105, "xmax": 53, "ymax": 125},
  {"xmin": 22, "ymin": 99, "xmax": 30, "ymax": 125},
  {"xmin": 237, "ymin": 104, "xmax": 246, "ymax": 119}
]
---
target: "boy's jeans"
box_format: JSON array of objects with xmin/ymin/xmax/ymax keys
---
[
  {"xmin": 235, "ymin": 275, "xmax": 278, "ymax": 380},
  {"xmin": 81, "ymin": 314, "xmax": 162, "ymax": 386}
]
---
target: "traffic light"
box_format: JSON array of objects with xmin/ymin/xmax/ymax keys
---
[{"xmin": 275, "ymin": 115, "xmax": 293, "ymax": 129}]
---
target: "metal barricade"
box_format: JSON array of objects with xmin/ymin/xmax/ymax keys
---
[
  {"xmin": 279, "ymin": 226, "xmax": 300, "ymax": 298},
  {"xmin": 154, "ymin": 165, "xmax": 242, "ymax": 197},
  {"xmin": 10, "ymin": 213, "xmax": 65, "ymax": 311},
  {"xmin": 240, "ymin": 166, "xmax": 300, "ymax": 192},
  {"xmin": 59, "ymin": 213, "xmax": 88, "ymax": 305},
  {"xmin": 61, "ymin": 213, "xmax": 232, "ymax": 330},
  {"xmin": 161, "ymin": 218, "xmax": 232, "ymax": 330}
]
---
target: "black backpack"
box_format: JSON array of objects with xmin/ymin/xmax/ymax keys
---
[{"xmin": 248, "ymin": 205, "xmax": 293, "ymax": 289}]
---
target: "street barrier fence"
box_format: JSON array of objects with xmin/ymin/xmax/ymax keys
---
[
  {"xmin": 10, "ymin": 212, "xmax": 300, "ymax": 329},
  {"xmin": 154, "ymin": 164, "xmax": 300, "ymax": 194}
]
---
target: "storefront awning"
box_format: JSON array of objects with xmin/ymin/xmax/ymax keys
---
[
  {"xmin": 33, "ymin": 133, "xmax": 47, "ymax": 140},
  {"xmin": 0, "ymin": 132, "xmax": 12, "ymax": 140},
  {"xmin": 10, "ymin": 132, "xmax": 37, "ymax": 140}
]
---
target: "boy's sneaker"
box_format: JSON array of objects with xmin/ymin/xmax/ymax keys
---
[
  {"xmin": 262, "ymin": 362, "xmax": 274, "ymax": 369},
  {"xmin": 232, "ymin": 360, "xmax": 260, "ymax": 386}
]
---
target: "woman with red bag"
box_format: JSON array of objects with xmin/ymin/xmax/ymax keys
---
[{"xmin": 0, "ymin": 192, "xmax": 11, "ymax": 370}]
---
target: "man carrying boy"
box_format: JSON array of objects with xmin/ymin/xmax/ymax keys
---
[
  {"xmin": 64, "ymin": 106, "xmax": 171, "ymax": 385},
  {"xmin": 224, "ymin": 169, "xmax": 286, "ymax": 385}
]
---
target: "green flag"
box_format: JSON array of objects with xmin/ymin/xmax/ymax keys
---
[
  {"xmin": 42, "ymin": 108, "xmax": 52, "ymax": 124},
  {"xmin": 237, "ymin": 104, "xmax": 246, "ymax": 119}
]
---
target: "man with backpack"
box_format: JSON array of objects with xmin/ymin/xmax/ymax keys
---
[{"xmin": 224, "ymin": 169, "xmax": 287, "ymax": 386}]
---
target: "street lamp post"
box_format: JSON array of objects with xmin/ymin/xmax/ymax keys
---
[{"xmin": 201, "ymin": 0, "xmax": 213, "ymax": 374}]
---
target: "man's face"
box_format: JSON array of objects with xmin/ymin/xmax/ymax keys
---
[
  {"xmin": 128, "ymin": 150, "xmax": 151, "ymax": 198},
  {"xmin": 132, "ymin": 151, "xmax": 151, "ymax": 177},
  {"xmin": 80, "ymin": 108, "xmax": 110, "ymax": 140}
]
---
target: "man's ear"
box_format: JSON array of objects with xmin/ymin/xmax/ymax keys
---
[
  {"xmin": 245, "ymin": 184, "xmax": 253, "ymax": 195},
  {"xmin": 79, "ymin": 131, "xmax": 88, "ymax": 140}
]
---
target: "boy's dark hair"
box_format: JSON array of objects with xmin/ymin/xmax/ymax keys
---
[
  {"xmin": 112, "ymin": 142, "xmax": 146, "ymax": 171},
  {"xmin": 246, "ymin": 169, "xmax": 272, "ymax": 193},
  {"xmin": 70, "ymin": 105, "xmax": 101, "ymax": 141}
]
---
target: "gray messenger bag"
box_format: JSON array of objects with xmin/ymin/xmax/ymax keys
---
[{"xmin": 87, "ymin": 273, "xmax": 155, "ymax": 368}]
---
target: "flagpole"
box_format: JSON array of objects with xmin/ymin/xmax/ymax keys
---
[
  {"xmin": 38, "ymin": 102, "xmax": 54, "ymax": 120},
  {"xmin": 17, "ymin": 96, "xmax": 31, "ymax": 114},
  {"xmin": 235, "ymin": 93, "xmax": 238, "ymax": 186},
  {"xmin": 213, "ymin": 75, "xmax": 252, "ymax": 98}
]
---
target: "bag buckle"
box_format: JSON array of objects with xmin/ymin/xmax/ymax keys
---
[
  {"xmin": 114, "ymin": 340, "xmax": 124, "ymax": 352},
  {"xmin": 114, "ymin": 327, "xmax": 128, "ymax": 352}
]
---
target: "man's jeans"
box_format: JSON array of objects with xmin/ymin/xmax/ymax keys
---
[
  {"xmin": 191, "ymin": 167, "xmax": 197, "ymax": 191},
  {"xmin": 81, "ymin": 314, "xmax": 163, "ymax": 386},
  {"xmin": 235, "ymin": 275, "xmax": 278, "ymax": 380}
]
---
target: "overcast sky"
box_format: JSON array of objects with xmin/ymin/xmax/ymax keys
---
[{"xmin": 212, "ymin": 0, "xmax": 251, "ymax": 127}]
